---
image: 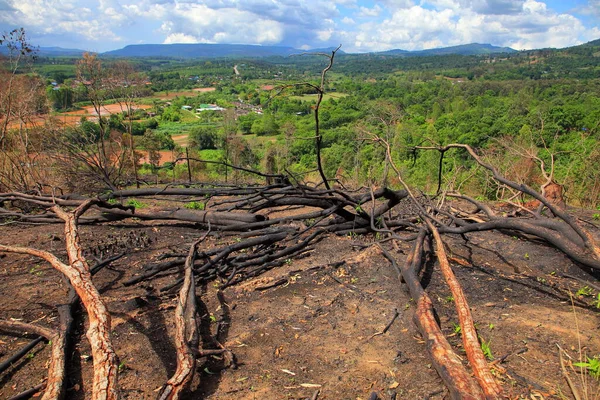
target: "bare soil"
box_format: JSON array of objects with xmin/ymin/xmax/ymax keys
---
[{"xmin": 1, "ymin": 213, "xmax": 599, "ymax": 399}]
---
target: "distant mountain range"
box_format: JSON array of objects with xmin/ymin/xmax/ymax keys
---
[
  {"xmin": 101, "ymin": 42, "xmax": 516, "ymax": 58},
  {"xmin": 379, "ymin": 43, "xmax": 517, "ymax": 56},
  {"xmin": 103, "ymin": 43, "xmax": 303, "ymax": 58},
  {"xmin": 36, "ymin": 46, "xmax": 88, "ymax": 57},
  {"xmin": 35, "ymin": 42, "xmax": 515, "ymax": 59},
  {"xmin": 33, "ymin": 39, "xmax": 600, "ymax": 59}
]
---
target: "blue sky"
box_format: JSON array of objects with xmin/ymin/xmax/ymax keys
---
[{"xmin": 0, "ymin": 0, "xmax": 598, "ymax": 53}]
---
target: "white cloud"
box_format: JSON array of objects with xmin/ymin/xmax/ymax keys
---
[
  {"xmin": 163, "ymin": 32, "xmax": 199, "ymax": 44},
  {"xmin": 340, "ymin": 0, "xmax": 600, "ymax": 52},
  {"xmin": 579, "ymin": 0, "xmax": 600, "ymax": 19},
  {"xmin": 349, "ymin": 6, "xmax": 457, "ymax": 51},
  {"xmin": 358, "ymin": 5, "xmax": 382, "ymax": 17},
  {"xmin": 158, "ymin": 3, "xmax": 285, "ymax": 45},
  {"xmin": 0, "ymin": 0, "xmax": 123, "ymax": 45},
  {"xmin": 0, "ymin": 0, "xmax": 597, "ymax": 52}
]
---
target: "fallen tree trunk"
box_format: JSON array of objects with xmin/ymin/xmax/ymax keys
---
[
  {"xmin": 381, "ymin": 232, "xmax": 484, "ymax": 399},
  {"xmin": 99, "ymin": 207, "xmax": 266, "ymax": 226},
  {"xmin": 0, "ymin": 201, "xmax": 120, "ymax": 400},
  {"xmin": 427, "ymin": 221, "xmax": 502, "ymax": 399},
  {"xmin": 157, "ymin": 237, "xmax": 202, "ymax": 400}
]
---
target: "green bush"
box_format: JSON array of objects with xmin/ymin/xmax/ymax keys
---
[{"xmin": 184, "ymin": 201, "xmax": 205, "ymax": 210}]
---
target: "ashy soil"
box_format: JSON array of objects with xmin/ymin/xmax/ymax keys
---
[{"xmin": 1, "ymin": 215, "xmax": 599, "ymax": 399}]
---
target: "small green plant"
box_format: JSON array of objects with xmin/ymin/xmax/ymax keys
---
[
  {"xmin": 480, "ymin": 337, "xmax": 494, "ymax": 360},
  {"xmin": 118, "ymin": 361, "xmax": 127, "ymax": 372},
  {"xmin": 209, "ymin": 314, "xmax": 217, "ymax": 323},
  {"xmin": 593, "ymin": 213, "xmax": 600, "ymax": 221},
  {"xmin": 593, "ymin": 294, "xmax": 600, "ymax": 309},
  {"xmin": 445, "ymin": 295, "xmax": 455, "ymax": 303},
  {"xmin": 107, "ymin": 198, "xmax": 118, "ymax": 205},
  {"xmin": 126, "ymin": 199, "xmax": 146, "ymax": 209},
  {"xmin": 29, "ymin": 265, "xmax": 43, "ymax": 276},
  {"xmin": 576, "ymin": 286, "xmax": 594, "ymax": 297},
  {"xmin": 488, "ymin": 323, "xmax": 495, "ymax": 330},
  {"xmin": 355, "ymin": 204, "xmax": 364, "ymax": 213},
  {"xmin": 452, "ymin": 322, "xmax": 461, "ymax": 335},
  {"xmin": 185, "ymin": 201, "xmax": 205, "ymax": 210},
  {"xmin": 574, "ymin": 356, "xmax": 600, "ymax": 380},
  {"xmin": 26, "ymin": 352, "xmax": 35, "ymax": 359},
  {"xmin": 524, "ymin": 252, "xmax": 530, "ymax": 260}
]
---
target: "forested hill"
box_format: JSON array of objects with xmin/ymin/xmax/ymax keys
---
[
  {"xmin": 379, "ymin": 43, "xmax": 516, "ymax": 56},
  {"xmin": 102, "ymin": 43, "xmax": 302, "ymax": 58},
  {"xmin": 99, "ymin": 42, "xmax": 513, "ymax": 59}
]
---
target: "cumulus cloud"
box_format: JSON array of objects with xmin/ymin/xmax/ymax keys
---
[
  {"xmin": 157, "ymin": 3, "xmax": 285, "ymax": 44},
  {"xmin": 0, "ymin": 0, "xmax": 597, "ymax": 52},
  {"xmin": 163, "ymin": 32, "xmax": 199, "ymax": 44},
  {"xmin": 468, "ymin": 0, "xmax": 524, "ymax": 15},
  {"xmin": 357, "ymin": 4, "xmax": 382, "ymax": 17},
  {"xmin": 0, "ymin": 0, "xmax": 123, "ymax": 47},
  {"xmin": 339, "ymin": 0, "xmax": 599, "ymax": 52},
  {"xmin": 577, "ymin": 0, "xmax": 600, "ymax": 20}
]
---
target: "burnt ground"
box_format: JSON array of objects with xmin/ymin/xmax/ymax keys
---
[{"xmin": 1, "ymin": 211, "xmax": 600, "ymax": 399}]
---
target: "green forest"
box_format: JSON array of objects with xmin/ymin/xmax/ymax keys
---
[{"xmin": 3, "ymin": 33, "xmax": 600, "ymax": 207}]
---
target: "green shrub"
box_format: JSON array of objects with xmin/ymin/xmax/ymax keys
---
[{"xmin": 184, "ymin": 201, "xmax": 205, "ymax": 210}]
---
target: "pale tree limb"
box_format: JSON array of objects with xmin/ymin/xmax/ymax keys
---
[
  {"xmin": 1, "ymin": 201, "xmax": 119, "ymax": 400},
  {"xmin": 158, "ymin": 231, "xmax": 208, "ymax": 400},
  {"xmin": 51, "ymin": 202, "xmax": 119, "ymax": 400},
  {"xmin": 380, "ymin": 234, "xmax": 484, "ymax": 400},
  {"xmin": 0, "ymin": 319, "xmax": 66, "ymax": 400},
  {"xmin": 426, "ymin": 220, "xmax": 502, "ymax": 399}
]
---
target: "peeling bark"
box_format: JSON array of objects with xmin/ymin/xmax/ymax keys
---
[
  {"xmin": 157, "ymin": 237, "xmax": 203, "ymax": 400},
  {"xmin": 381, "ymin": 234, "xmax": 484, "ymax": 399},
  {"xmin": 0, "ymin": 319, "xmax": 65, "ymax": 400},
  {"xmin": 427, "ymin": 221, "xmax": 502, "ymax": 399},
  {"xmin": 0, "ymin": 202, "xmax": 119, "ymax": 400}
]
